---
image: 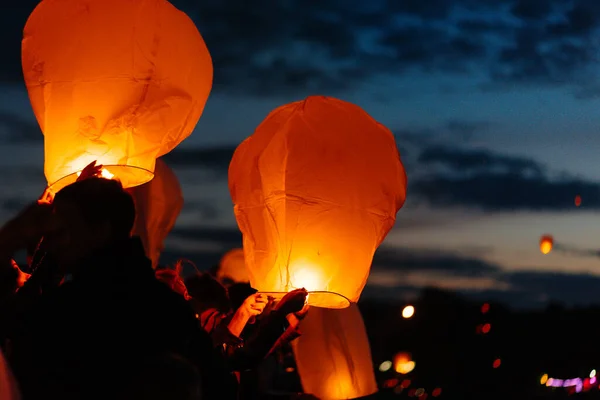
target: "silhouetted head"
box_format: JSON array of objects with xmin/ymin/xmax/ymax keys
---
[
  {"xmin": 228, "ymin": 282, "xmax": 258, "ymax": 311},
  {"xmin": 185, "ymin": 273, "xmax": 231, "ymax": 314},
  {"xmin": 45, "ymin": 178, "xmax": 135, "ymax": 269}
]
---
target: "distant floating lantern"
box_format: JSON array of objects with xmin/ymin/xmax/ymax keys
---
[
  {"xmin": 217, "ymin": 248, "xmax": 250, "ymax": 284},
  {"xmin": 402, "ymin": 305, "xmax": 415, "ymax": 319},
  {"xmin": 539, "ymin": 235, "xmax": 553, "ymax": 255},
  {"xmin": 129, "ymin": 159, "xmax": 183, "ymax": 269},
  {"xmin": 22, "ymin": 0, "xmax": 213, "ymax": 192},
  {"xmin": 229, "ymin": 96, "xmax": 407, "ymax": 309},
  {"xmin": 575, "ymin": 195, "xmax": 582, "ymax": 207},
  {"xmin": 393, "ymin": 352, "xmax": 415, "ymax": 375}
]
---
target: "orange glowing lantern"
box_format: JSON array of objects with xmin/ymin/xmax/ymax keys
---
[
  {"xmin": 22, "ymin": 0, "xmax": 213, "ymax": 193},
  {"xmin": 229, "ymin": 96, "xmax": 407, "ymax": 309},
  {"xmin": 0, "ymin": 348, "xmax": 20, "ymax": 400},
  {"xmin": 393, "ymin": 352, "xmax": 416, "ymax": 374},
  {"xmin": 539, "ymin": 235, "xmax": 553, "ymax": 255},
  {"xmin": 217, "ymin": 248, "xmax": 250, "ymax": 284},
  {"xmin": 292, "ymin": 304, "xmax": 378, "ymax": 399},
  {"xmin": 129, "ymin": 159, "xmax": 183, "ymax": 269}
]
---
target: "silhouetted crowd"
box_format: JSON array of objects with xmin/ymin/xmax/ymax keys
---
[{"xmin": 0, "ymin": 170, "xmax": 314, "ymax": 400}]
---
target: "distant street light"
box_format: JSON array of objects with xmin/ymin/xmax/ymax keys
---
[{"xmin": 402, "ymin": 305, "xmax": 415, "ymax": 319}]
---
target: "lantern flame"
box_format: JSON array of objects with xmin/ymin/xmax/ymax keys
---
[
  {"xmin": 289, "ymin": 262, "xmax": 327, "ymax": 292},
  {"xmin": 75, "ymin": 168, "xmax": 114, "ymax": 180}
]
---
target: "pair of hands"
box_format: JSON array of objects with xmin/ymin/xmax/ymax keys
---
[{"xmin": 239, "ymin": 288, "xmax": 309, "ymax": 320}]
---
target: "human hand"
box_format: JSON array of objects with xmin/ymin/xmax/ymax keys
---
[
  {"xmin": 240, "ymin": 293, "xmax": 269, "ymax": 317},
  {"xmin": 295, "ymin": 303, "xmax": 310, "ymax": 320},
  {"xmin": 274, "ymin": 288, "xmax": 308, "ymax": 316},
  {"xmin": 76, "ymin": 160, "xmax": 103, "ymax": 182}
]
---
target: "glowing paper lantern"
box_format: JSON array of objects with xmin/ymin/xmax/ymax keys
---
[
  {"xmin": 229, "ymin": 96, "xmax": 407, "ymax": 308},
  {"xmin": 575, "ymin": 195, "xmax": 582, "ymax": 207},
  {"xmin": 0, "ymin": 348, "xmax": 20, "ymax": 400},
  {"xmin": 292, "ymin": 304, "xmax": 378, "ymax": 399},
  {"xmin": 540, "ymin": 235, "xmax": 553, "ymax": 255},
  {"xmin": 22, "ymin": 0, "xmax": 213, "ymax": 192},
  {"xmin": 217, "ymin": 248, "xmax": 250, "ymax": 284},
  {"xmin": 130, "ymin": 158, "xmax": 183, "ymax": 269}
]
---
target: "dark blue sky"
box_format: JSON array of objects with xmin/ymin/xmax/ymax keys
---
[{"xmin": 3, "ymin": 0, "xmax": 600, "ymax": 309}]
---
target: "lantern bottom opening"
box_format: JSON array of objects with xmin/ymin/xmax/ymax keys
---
[
  {"xmin": 48, "ymin": 165, "xmax": 155, "ymax": 193},
  {"xmin": 260, "ymin": 290, "xmax": 351, "ymax": 309}
]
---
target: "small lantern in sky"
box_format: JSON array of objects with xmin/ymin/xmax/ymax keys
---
[
  {"xmin": 402, "ymin": 305, "xmax": 415, "ymax": 319},
  {"xmin": 217, "ymin": 248, "xmax": 250, "ymax": 284},
  {"xmin": 129, "ymin": 158, "xmax": 183, "ymax": 269},
  {"xmin": 393, "ymin": 352, "xmax": 416, "ymax": 375},
  {"xmin": 229, "ymin": 96, "xmax": 407, "ymax": 309},
  {"xmin": 539, "ymin": 235, "xmax": 553, "ymax": 255},
  {"xmin": 22, "ymin": 0, "xmax": 213, "ymax": 192}
]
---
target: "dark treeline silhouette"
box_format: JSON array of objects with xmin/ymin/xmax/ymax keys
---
[{"xmin": 359, "ymin": 287, "xmax": 600, "ymax": 400}]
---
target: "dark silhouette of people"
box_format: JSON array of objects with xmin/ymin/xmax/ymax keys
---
[{"xmin": 0, "ymin": 178, "xmax": 236, "ymax": 400}]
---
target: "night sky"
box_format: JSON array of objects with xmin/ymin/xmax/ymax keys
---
[{"xmin": 2, "ymin": 0, "xmax": 600, "ymax": 309}]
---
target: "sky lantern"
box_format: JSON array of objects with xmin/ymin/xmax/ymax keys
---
[
  {"xmin": 402, "ymin": 305, "xmax": 415, "ymax": 319},
  {"xmin": 129, "ymin": 158, "xmax": 183, "ymax": 269},
  {"xmin": 0, "ymin": 348, "xmax": 20, "ymax": 400},
  {"xmin": 217, "ymin": 248, "xmax": 250, "ymax": 284},
  {"xmin": 22, "ymin": 0, "xmax": 213, "ymax": 193},
  {"xmin": 540, "ymin": 235, "xmax": 553, "ymax": 255},
  {"xmin": 575, "ymin": 195, "xmax": 582, "ymax": 207},
  {"xmin": 393, "ymin": 352, "xmax": 416, "ymax": 375},
  {"xmin": 229, "ymin": 96, "xmax": 407, "ymax": 309},
  {"xmin": 292, "ymin": 304, "xmax": 378, "ymax": 399}
]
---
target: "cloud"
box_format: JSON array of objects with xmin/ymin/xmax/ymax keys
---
[
  {"xmin": 161, "ymin": 147, "xmax": 234, "ymax": 173},
  {"xmin": 3, "ymin": 0, "xmax": 600, "ymax": 98},
  {"xmin": 0, "ymin": 111, "xmax": 42, "ymax": 143},
  {"xmin": 372, "ymin": 246, "xmax": 502, "ymax": 277},
  {"xmin": 412, "ymin": 144, "xmax": 600, "ymax": 211}
]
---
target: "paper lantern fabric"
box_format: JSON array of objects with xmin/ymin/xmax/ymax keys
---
[
  {"xmin": 217, "ymin": 248, "xmax": 250, "ymax": 284},
  {"xmin": 0, "ymin": 348, "xmax": 21, "ymax": 400},
  {"xmin": 229, "ymin": 96, "xmax": 407, "ymax": 309},
  {"xmin": 291, "ymin": 304, "xmax": 378, "ymax": 399},
  {"xmin": 22, "ymin": 0, "xmax": 213, "ymax": 192},
  {"xmin": 130, "ymin": 158, "xmax": 183, "ymax": 269}
]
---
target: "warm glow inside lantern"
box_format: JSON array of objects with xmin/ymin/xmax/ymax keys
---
[
  {"xmin": 229, "ymin": 96, "xmax": 407, "ymax": 309},
  {"xmin": 129, "ymin": 158, "xmax": 183, "ymax": 269},
  {"xmin": 292, "ymin": 304, "xmax": 378, "ymax": 399},
  {"xmin": 540, "ymin": 235, "xmax": 553, "ymax": 255},
  {"xmin": 217, "ymin": 248, "xmax": 250, "ymax": 284},
  {"xmin": 22, "ymin": 0, "xmax": 213, "ymax": 192}
]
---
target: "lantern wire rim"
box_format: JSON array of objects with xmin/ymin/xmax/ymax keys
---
[
  {"xmin": 258, "ymin": 290, "xmax": 351, "ymax": 309},
  {"xmin": 47, "ymin": 164, "xmax": 155, "ymax": 193}
]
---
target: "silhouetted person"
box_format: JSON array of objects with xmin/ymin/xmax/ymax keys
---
[
  {"xmin": 0, "ymin": 178, "xmax": 236, "ymax": 400},
  {"xmin": 116, "ymin": 353, "xmax": 203, "ymax": 400}
]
